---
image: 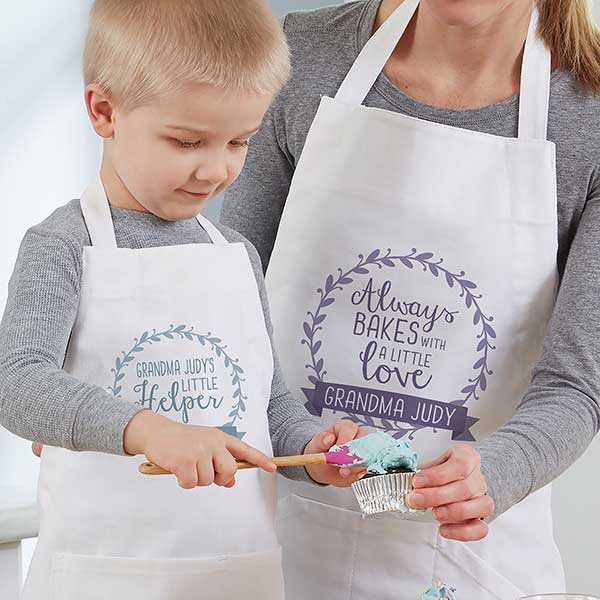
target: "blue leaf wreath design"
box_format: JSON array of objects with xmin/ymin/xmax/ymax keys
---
[
  {"xmin": 301, "ymin": 249, "xmax": 496, "ymax": 440},
  {"xmin": 109, "ymin": 324, "xmax": 247, "ymax": 427}
]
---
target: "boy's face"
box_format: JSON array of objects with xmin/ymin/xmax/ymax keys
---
[{"xmin": 100, "ymin": 82, "xmax": 272, "ymax": 220}]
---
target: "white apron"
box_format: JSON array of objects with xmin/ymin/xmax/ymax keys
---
[
  {"xmin": 22, "ymin": 177, "xmax": 284, "ymax": 600},
  {"xmin": 266, "ymin": 1, "xmax": 564, "ymax": 598}
]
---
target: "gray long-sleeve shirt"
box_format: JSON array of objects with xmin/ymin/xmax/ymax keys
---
[
  {"xmin": 221, "ymin": 0, "xmax": 600, "ymax": 516},
  {"xmin": 0, "ymin": 199, "xmax": 323, "ymax": 482}
]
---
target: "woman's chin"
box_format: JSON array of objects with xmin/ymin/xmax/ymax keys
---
[{"xmin": 426, "ymin": 0, "xmax": 505, "ymax": 28}]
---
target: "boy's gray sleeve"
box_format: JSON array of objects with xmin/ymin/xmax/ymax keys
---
[{"xmin": 0, "ymin": 230, "xmax": 143, "ymax": 454}]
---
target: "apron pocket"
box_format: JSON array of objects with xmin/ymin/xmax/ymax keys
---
[
  {"xmin": 50, "ymin": 547, "xmax": 284, "ymax": 600},
  {"xmin": 277, "ymin": 493, "xmax": 440, "ymax": 600},
  {"xmin": 277, "ymin": 493, "xmax": 361, "ymax": 600},
  {"xmin": 435, "ymin": 536, "xmax": 524, "ymax": 600}
]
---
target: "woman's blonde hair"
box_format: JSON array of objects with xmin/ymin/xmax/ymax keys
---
[
  {"xmin": 537, "ymin": 0, "xmax": 600, "ymax": 94},
  {"xmin": 83, "ymin": 0, "xmax": 290, "ymax": 110}
]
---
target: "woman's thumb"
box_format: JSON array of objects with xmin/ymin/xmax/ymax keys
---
[{"xmin": 318, "ymin": 432, "xmax": 335, "ymax": 451}]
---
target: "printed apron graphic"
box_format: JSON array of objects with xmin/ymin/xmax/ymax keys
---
[
  {"xmin": 108, "ymin": 324, "xmax": 248, "ymax": 438},
  {"xmin": 301, "ymin": 249, "xmax": 496, "ymax": 441}
]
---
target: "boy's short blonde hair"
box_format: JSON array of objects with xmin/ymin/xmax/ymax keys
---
[{"xmin": 83, "ymin": 0, "xmax": 290, "ymax": 110}]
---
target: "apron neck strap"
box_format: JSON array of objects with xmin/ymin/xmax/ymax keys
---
[
  {"xmin": 194, "ymin": 213, "xmax": 229, "ymax": 245},
  {"xmin": 80, "ymin": 175, "xmax": 229, "ymax": 247},
  {"xmin": 334, "ymin": 0, "xmax": 550, "ymax": 141},
  {"xmin": 518, "ymin": 5, "xmax": 551, "ymax": 140},
  {"xmin": 80, "ymin": 176, "xmax": 118, "ymax": 248}
]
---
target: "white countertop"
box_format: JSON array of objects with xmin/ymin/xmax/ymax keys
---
[{"xmin": 0, "ymin": 486, "xmax": 38, "ymax": 544}]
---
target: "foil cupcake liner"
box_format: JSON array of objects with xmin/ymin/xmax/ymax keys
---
[{"xmin": 351, "ymin": 471, "xmax": 415, "ymax": 516}]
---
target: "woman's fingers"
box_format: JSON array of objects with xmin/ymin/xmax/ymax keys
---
[
  {"xmin": 405, "ymin": 445, "xmax": 491, "ymax": 542},
  {"xmin": 226, "ymin": 437, "xmax": 277, "ymax": 473},
  {"xmin": 407, "ymin": 472, "xmax": 487, "ymax": 509},
  {"xmin": 440, "ymin": 519, "xmax": 489, "ymax": 542},
  {"xmin": 416, "ymin": 448, "xmax": 451, "ymax": 472},
  {"xmin": 339, "ymin": 467, "xmax": 367, "ymax": 479},
  {"xmin": 433, "ymin": 495, "xmax": 495, "ymax": 523},
  {"xmin": 413, "ymin": 445, "xmax": 480, "ymax": 489},
  {"xmin": 331, "ymin": 419, "xmax": 360, "ymax": 446},
  {"xmin": 325, "ymin": 468, "xmax": 365, "ymax": 488}
]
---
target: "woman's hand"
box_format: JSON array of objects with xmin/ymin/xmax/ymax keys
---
[
  {"xmin": 124, "ymin": 410, "xmax": 277, "ymax": 489},
  {"xmin": 303, "ymin": 419, "xmax": 369, "ymax": 486},
  {"xmin": 406, "ymin": 445, "xmax": 495, "ymax": 541}
]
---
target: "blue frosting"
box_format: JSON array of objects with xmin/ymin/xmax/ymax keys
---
[
  {"xmin": 330, "ymin": 431, "xmax": 417, "ymax": 474},
  {"xmin": 419, "ymin": 582, "xmax": 457, "ymax": 600}
]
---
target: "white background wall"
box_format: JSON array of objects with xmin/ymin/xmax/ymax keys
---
[{"xmin": 1, "ymin": 0, "xmax": 599, "ymax": 595}]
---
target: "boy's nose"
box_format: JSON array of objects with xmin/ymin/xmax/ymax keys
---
[{"xmin": 194, "ymin": 156, "xmax": 228, "ymax": 187}]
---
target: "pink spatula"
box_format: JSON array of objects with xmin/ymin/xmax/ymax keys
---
[{"xmin": 139, "ymin": 445, "xmax": 363, "ymax": 475}]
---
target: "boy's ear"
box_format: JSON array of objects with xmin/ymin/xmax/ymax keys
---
[{"xmin": 84, "ymin": 84, "xmax": 116, "ymax": 138}]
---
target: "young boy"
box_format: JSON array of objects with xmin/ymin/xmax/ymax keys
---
[{"xmin": 0, "ymin": 2, "xmax": 365, "ymax": 599}]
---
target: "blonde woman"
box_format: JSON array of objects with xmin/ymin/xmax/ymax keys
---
[{"xmin": 222, "ymin": 0, "xmax": 600, "ymax": 598}]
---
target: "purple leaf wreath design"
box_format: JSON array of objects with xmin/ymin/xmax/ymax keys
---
[
  {"xmin": 301, "ymin": 249, "xmax": 496, "ymax": 440},
  {"xmin": 109, "ymin": 324, "xmax": 247, "ymax": 429}
]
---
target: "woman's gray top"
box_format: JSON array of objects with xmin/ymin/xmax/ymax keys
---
[{"xmin": 221, "ymin": 0, "xmax": 600, "ymax": 516}]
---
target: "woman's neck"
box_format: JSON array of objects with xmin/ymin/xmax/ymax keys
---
[{"xmin": 375, "ymin": 0, "xmax": 535, "ymax": 109}]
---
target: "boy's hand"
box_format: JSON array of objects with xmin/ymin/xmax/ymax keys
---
[
  {"xmin": 124, "ymin": 410, "xmax": 277, "ymax": 489},
  {"xmin": 406, "ymin": 445, "xmax": 494, "ymax": 541},
  {"xmin": 32, "ymin": 442, "xmax": 43, "ymax": 457},
  {"xmin": 303, "ymin": 418, "xmax": 369, "ymax": 486}
]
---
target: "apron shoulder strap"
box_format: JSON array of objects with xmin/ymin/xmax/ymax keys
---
[
  {"xmin": 79, "ymin": 176, "xmax": 118, "ymax": 248},
  {"xmin": 335, "ymin": 0, "xmax": 550, "ymax": 141},
  {"xmin": 518, "ymin": 6, "xmax": 551, "ymax": 140},
  {"xmin": 195, "ymin": 213, "xmax": 229, "ymax": 245},
  {"xmin": 80, "ymin": 177, "xmax": 229, "ymax": 247},
  {"xmin": 335, "ymin": 0, "xmax": 419, "ymax": 107}
]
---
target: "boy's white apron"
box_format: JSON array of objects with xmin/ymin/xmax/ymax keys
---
[
  {"xmin": 266, "ymin": 1, "xmax": 564, "ymax": 598},
  {"xmin": 22, "ymin": 177, "xmax": 284, "ymax": 600}
]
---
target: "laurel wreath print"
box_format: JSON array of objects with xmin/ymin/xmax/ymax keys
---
[
  {"xmin": 301, "ymin": 248, "xmax": 496, "ymax": 440},
  {"xmin": 109, "ymin": 324, "xmax": 247, "ymax": 428}
]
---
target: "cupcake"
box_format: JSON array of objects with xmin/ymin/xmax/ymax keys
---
[{"xmin": 329, "ymin": 431, "xmax": 421, "ymax": 516}]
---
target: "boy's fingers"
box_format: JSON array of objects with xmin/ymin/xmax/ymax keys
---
[
  {"xmin": 173, "ymin": 460, "xmax": 199, "ymax": 489},
  {"xmin": 196, "ymin": 459, "xmax": 216, "ymax": 487},
  {"xmin": 213, "ymin": 452, "xmax": 238, "ymax": 487},
  {"xmin": 227, "ymin": 438, "xmax": 277, "ymax": 472}
]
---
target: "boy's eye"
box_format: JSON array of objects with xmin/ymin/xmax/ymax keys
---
[
  {"xmin": 173, "ymin": 139, "xmax": 249, "ymax": 150},
  {"xmin": 175, "ymin": 139, "xmax": 202, "ymax": 149},
  {"xmin": 229, "ymin": 139, "xmax": 250, "ymax": 149}
]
